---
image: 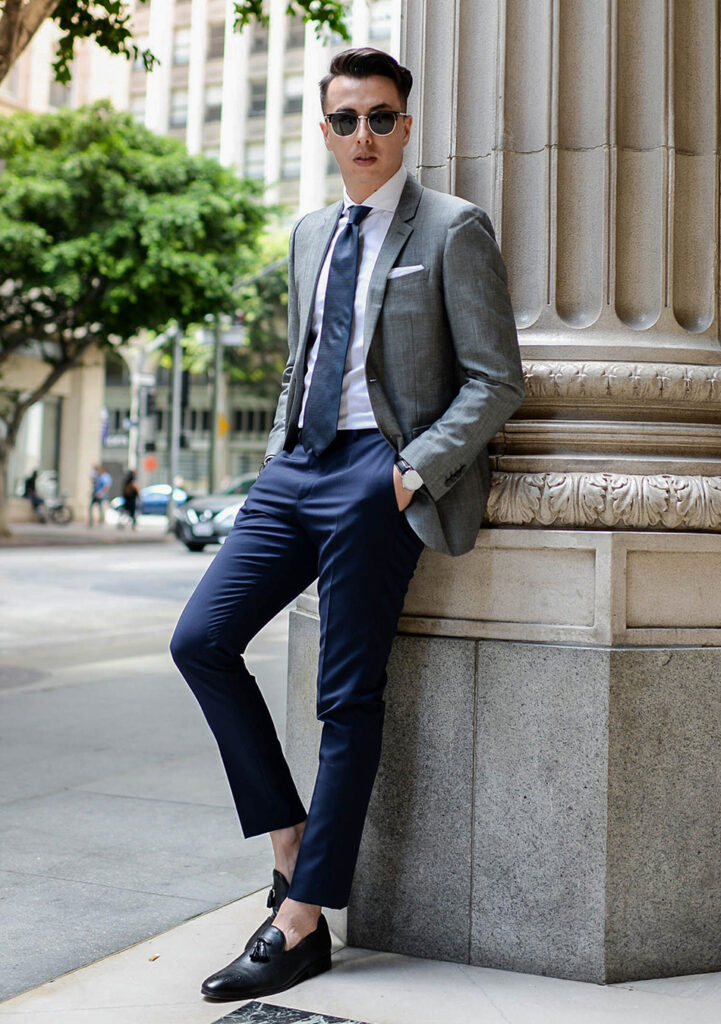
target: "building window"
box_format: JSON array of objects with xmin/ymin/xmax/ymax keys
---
[
  {"xmin": 286, "ymin": 18, "xmax": 306, "ymax": 49},
  {"xmin": 283, "ymin": 74, "xmax": 304, "ymax": 116},
  {"xmin": 245, "ymin": 142, "xmax": 265, "ymax": 180},
  {"xmin": 369, "ymin": 0, "xmax": 393, "ymax": 41},
  {"xmin": 49, "ymin": 78, "xmax": 72, "ymax": 108},
  {"xmin": 205, "ymin": 84, "xmax": 223, "ymax": 122},
  {"xmin": 281, "ymin": 138, "xmax": 302, "ymax": 180},
  {"xmin": 248, "ymin": 80, "xmax": 266, "ymax": 119},
  {"xmin": 251, "ymin": 24, "xmax": 268, "ymax": 54},
  {"xmin": 207, "ymin": 22, "xmax": 225, "ymax": 61},
  {"xmin": 201, "ymin": 410, "xmax": 211, "ymax": 431},
  {"xmin": 203, "ymin": 146, "xmax": 221, "ymax": 161},
  {"xmin": 130, "ymin": 93, "xmax": 146, "ymax": 123},
  {"xmin": 233, "ymin": 409, "xmax": 269, "ymax": 433},
  {"xmin": 170, "ymin": 90, "xmax": 189, "ymax": 127},
  {"xmin": 173, "ymin": 27, "xmax": 191, "ymax": 65},
  {"xmin": 0, "ymin": 64, "xmax": 20, "ymax": 97}
]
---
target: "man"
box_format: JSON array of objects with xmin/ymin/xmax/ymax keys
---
[
  {"xmin": 171, "ymin": 47, "xmax": 523, "ymax": 1002},
  {"xmin": 88, "ymin": 464, "xmax": 111, "ymax": 526}
]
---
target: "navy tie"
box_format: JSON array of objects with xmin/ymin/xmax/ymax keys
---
[{"xmin": 302, "ymin": 204, "xmax": 372, "ymax": 456}]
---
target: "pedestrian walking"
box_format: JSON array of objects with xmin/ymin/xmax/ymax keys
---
[
  {"xmin": 88, "ymin": 464, "xmax": 112, "ymax": 526},
  {"xmin": 23, "ymin": 470, "xmax": 46, "ymax": 522},
  {"xmin": 119, "ymin": 470, "xmax": 139, "ymax": 529}
]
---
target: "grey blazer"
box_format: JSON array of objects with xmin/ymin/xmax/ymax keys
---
[{"xmin": 265, "ymin": 172, "xmax": 524, "ymax": 556}]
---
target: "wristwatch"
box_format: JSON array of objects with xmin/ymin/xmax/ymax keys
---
[{"xmin": 396, "ymin": 457, "xmax": 424, "ymax": 492}]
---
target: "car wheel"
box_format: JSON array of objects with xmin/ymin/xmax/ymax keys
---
[{"xmin": 184, "ymin": 540, "xmax": 207, "ymax": 552}]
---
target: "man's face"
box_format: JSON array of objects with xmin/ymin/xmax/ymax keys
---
[{"xmin": 320, "ymin": 74, "xmax": 412, "ymax": 202}]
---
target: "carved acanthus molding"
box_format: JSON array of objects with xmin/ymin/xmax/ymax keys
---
[
  {"xmin": 487, "ymin": 472, "xmax": 721, "ymax": 531},
  {"xmin": 522, "ymin": 362, "xmax": 721, "ymax": 405}
]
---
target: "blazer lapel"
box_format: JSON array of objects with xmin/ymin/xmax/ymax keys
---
[
  {"xmin": 296, "ymin": 201, "xmax": 342, "ymax": 368},
  {"xmin": 363, "ymin": 173, "xmax": 423, "ymax": 356}
]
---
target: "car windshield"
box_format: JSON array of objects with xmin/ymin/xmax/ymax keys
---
[{"xmin": 219, "ymin": 476, "xmax": 254, "ymax": 496}]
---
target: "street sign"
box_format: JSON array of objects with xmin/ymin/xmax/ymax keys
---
[{"xmin": 132, "ymin": 373, "xmax": 157, "ymax": 388}]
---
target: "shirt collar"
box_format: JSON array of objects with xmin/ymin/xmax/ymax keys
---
[{"xmin": 342, "ymin": 165, "xmax": 408, "ymax": 216}]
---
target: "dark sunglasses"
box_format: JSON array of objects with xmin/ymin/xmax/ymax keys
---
[{"xmin": 324, "ymin": 111, "xmax": 410, "ymax": 137}]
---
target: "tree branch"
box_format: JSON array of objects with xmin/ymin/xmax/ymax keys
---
[
  {"xmin": 4, "ymin": 335, "xmax": 95, "ymax": 448},
  {"xmin": 0, "ymin": 0, "xmax": 61, "ymax": 83}
]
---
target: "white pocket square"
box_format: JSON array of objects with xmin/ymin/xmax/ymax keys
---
[{"xmin": 387, "ymin": 264, "xmax": 425, "ymax": 279}]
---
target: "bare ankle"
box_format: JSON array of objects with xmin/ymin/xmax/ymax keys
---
[
  {"xmin": 270, "ymin": 821, "xmax": 306, "ymax": 881},
  {"xmin": 273, "ymin": 898, "xmax": 321, "ymax": 949}
]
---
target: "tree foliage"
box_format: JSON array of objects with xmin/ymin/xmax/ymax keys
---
[
  {"xmin": 0, "ymin": 101, "xmax": 268, "ymax": 528},
  {"xmin": 0, "ymin": 0, "xmax": 155, "ymax": 86},
  {"xmin": 229, "ymin": 231, "xmax": 290, "ymax": 397},
  {"xmin": 0, "ymin": 0, "xmax": 349, "ymax": 86},
  {"xmin": 233, "ymin": 0, "xmax": 350, "ymax": 41}
]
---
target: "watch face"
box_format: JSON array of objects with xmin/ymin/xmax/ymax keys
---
[{"xmin": 402, "ymin": 469, "xmax": 423, "ymax": 491}]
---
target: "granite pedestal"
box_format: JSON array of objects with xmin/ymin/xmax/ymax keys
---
[{"xmin": 284, "ymin": 530, "xmax": 721, "ymax": 984}]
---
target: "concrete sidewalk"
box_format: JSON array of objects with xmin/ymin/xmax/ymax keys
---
[
  {"xmin": 0, "ymin": 517, "xmax": 175, "ymax": 547},
  {"xmin": 1, "ymin": 887, "xmax": 720, "ymax": 1024}
]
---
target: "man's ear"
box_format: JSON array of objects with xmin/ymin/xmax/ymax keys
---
[{"xmin": 320, "ymin": 119, "xmax": 331, "ymax": 149}]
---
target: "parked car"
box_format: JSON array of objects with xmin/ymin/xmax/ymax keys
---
[
  {"xmin": 174, "ymin": 474, "xmax": 256, "ymax": 551},
  {"xmin": 111, "ymin": 484, "xmax": 188, "ymax": 517}
]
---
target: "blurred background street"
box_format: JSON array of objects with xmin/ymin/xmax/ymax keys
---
[{"xmin": 0, "ymin": 537, "xmax": 289, "ymax": 1002}]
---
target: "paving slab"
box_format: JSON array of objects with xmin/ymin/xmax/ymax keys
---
[
  {"xmin": 0, "ymin": 545, "xmax": 291, "ymax": 1003},
  {"xmin": 1, "ymin": 888, "xmax": 720, "ymax": 1024}
]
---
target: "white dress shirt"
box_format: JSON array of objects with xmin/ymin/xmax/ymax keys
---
[{"xmin": 299, "ymin": 164, "xmax": 408, "ymax": 430}]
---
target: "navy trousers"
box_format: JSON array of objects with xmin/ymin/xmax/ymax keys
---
[{"xmin": 170, "ymin": 429, "xmax": 424, "ymax": 908}]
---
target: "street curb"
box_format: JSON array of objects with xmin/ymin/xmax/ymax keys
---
[{"xmin": 0, "ymin": 526, "xmax": 176, "ymax": 548}]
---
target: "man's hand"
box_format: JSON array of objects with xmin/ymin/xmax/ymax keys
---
[{"xmin": 393, "ymin": 465, "xmax": 414, "ymax": 511}]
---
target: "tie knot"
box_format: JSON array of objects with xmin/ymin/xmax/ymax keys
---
[{"xmin": 347, "ymin": 204, "xmax": 372, "ymax": 226}]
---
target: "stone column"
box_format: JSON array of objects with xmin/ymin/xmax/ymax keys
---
[
  {"xmin": 264, "ymin": 0, "xmax": 286, "ymax": 204},
  {"xmin": 284, "ymin": 0, "xmax": 721, "ymax": 985},
  {"xmin": 58, "ymin": 348, "xmax": 106, "ymax": 517},
  {"xmin": 185, "ymin": 0, "xmax": 208, "ymax": 155},
  {"xmin": 298, "ymin": 21, "xmax": 330, "ymax": 216},
  {"xmin": 219, "ymin": 0, "xmax": 250, "ymax": 173},
  {"xmin": 144, "ymin": 0, "xmax": 175, "ymax": 135}
]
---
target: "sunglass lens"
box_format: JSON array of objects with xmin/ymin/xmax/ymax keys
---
[
  {"xmin": 369, "ymin": 112, "xmax": 397, "ymax": 135},
  {"xmin": 331, "ymin": 114, "xmax": 358, "ymax": 136}
]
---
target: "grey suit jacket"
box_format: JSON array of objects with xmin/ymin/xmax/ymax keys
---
[{"xmin": 264, "ymin": 172, "xmax": 524, "ymax": 556}]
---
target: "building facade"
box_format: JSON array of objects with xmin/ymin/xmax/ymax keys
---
[
  {"xmin": 1, "ymin": 23, "xmax": 129, "ymax": 519},
  {"xmin": 99, "ymin": 0, "xmax": 401, "ymax": 492}
]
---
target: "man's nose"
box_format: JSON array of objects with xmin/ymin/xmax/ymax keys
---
[{"xmin": 356, "ymin": 116, "xmax": 373, "ymax": 142}]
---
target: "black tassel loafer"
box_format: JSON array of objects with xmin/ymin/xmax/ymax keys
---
[
  {"xmin": 243, "ymin": 869, "xmax": 291, "ymax": 951},
  {"xmin": 201, "ymin": 915, "xmax": 332, "ymax": 1001}
]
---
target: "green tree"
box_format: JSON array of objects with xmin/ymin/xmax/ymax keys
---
[
  {"xmin": 0, "ymin": 0, "xmax": 349, "ymax": 87},
  {"xmin": 229, "ymin": 230, "xmax": 290, "ymax": 398},
  {"xmin": 0, "ymin": 101, "xmax": 268, "ymax": 533}
]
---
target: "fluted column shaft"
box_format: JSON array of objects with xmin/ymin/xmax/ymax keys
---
[
  {"xmin": 402, "ymin": 0, "xmax": 721, "ymax": 531},
  {"xmin": 403, "ymin": 0, "xmax": 720, "ymax": 365}
]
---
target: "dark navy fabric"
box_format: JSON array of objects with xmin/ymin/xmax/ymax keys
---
[
  {"xmin": 300, "ymin": 205, "xmax": 372, "ymax": 457},
  {"xmin": 170, "ymin": 430, "xmax": 423, "ymax": 908}
]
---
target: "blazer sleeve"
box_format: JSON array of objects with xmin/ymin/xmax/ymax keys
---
[
  {"xmin": 264, "ymin": 218, "xmax": 303, "ymax": 461},
  {"xmin": 398, "ymin": 207, "xmax": 524, "ymax": 502}
]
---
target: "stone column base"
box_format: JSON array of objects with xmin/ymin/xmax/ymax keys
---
[{"xmin": 285, "ymin": 531, "xmax": 721, "ymax": 983}]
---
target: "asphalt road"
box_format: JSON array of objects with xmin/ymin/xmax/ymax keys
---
[{"xmin": 0, "ymin": 538, "xmax": 291, "ymax": 1001}]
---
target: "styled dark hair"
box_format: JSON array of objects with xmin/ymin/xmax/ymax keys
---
[{"xmin": 319, "ymin": 47, "xmax": 413, "ymax": 112}]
